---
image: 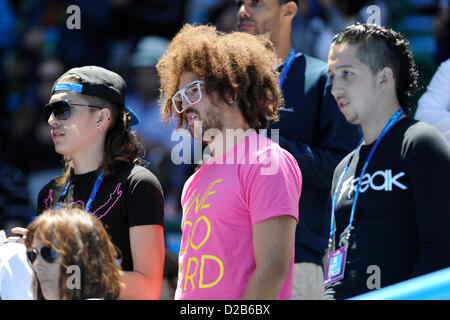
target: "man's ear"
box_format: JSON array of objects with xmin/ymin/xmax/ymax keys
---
[
  {"xmin": 281, "ymin": 1, "xmax": 298, "ymax": 22},
  {"xmin": 378, "ymin": 67, "xmax": 395, "ymax": 90},
  {"xmin": 220, "ymin": 88, "xmax": 237, "ymax": 107}
]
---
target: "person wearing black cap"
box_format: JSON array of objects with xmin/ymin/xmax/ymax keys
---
[{"xmin": 13, "ymin": 66, "xmax": 165, "ymax": 299}]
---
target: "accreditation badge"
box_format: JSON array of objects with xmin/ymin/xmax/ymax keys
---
[{"xmin": 324, "ymin": 246, "xmax": 347, "ymax": 285}]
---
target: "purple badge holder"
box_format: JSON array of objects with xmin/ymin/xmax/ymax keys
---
[{"xmin": 324, "ymin": 246, "xmax": 347, "ymax": 285}]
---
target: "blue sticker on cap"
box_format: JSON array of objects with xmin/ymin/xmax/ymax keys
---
[
  {"xmin": 52, "ymin": 83, "xmax": 83, "ymax": 93},
  {"xmin": 125, "ymin": 105, "xmax": 140, "ymax": 126}
]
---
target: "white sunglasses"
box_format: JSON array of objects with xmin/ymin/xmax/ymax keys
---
[{"xmin": 171, "ymin": 80, "xmax": 205, "ymax": 113}]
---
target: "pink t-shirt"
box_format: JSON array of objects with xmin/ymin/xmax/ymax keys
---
[{"xmin": 175, "ymin": 132, "xmax": 302, "ymax": 300}]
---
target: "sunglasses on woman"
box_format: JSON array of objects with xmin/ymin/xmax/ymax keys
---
[
  {"xmin": 27, "ymin": 246, "xmax": 59, "ymax": 264},
  {"xmin": 44, "ymin": 99, "xmax": 103, "ymax": 122}
]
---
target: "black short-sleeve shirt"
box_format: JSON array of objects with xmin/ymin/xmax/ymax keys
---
[{"xmin": 37, "ymin": 163, "xmax": 164, "ymax": 271}]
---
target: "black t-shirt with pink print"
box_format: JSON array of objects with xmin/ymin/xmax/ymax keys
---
[{"xmin": 37, "ymin": 163, "xmax": 164, "ymax": 271}]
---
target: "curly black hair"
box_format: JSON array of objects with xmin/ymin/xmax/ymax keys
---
[{"xmin": 331, "ymin": 23, "xmax": 419, "ymax": 115}]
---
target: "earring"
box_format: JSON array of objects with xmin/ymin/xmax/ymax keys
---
[{"xmin": 96, "ymin": 122, "xmax": 100, "ymax": 127}]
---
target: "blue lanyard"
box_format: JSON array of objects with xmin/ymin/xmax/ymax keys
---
[
  {"xmin": 56, "ymin": 172, "xmax": 104, "ymax": 212},
  {"xmin": 259, "ymin": 48, "xmax": 296, "ymax": 138},
  {"xmin": 279, "ymin": 48, "xmax": 296, "ymax": 88},
  {"xmin": 329, "ymin": 109, "xmax": 404, "ymax": 246}
]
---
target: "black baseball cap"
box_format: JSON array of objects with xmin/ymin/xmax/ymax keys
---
[{"xmin": 51, "ymin": 65, "xmax": 139, "ymax": 126}]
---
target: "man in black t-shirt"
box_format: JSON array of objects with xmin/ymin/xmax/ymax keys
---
[
  {"xmin": 236, "ymin": 0, "xmax": 362, "ymax": 300},
  {"xmin": 14, "ymin": 66, "xmax": 165, "ymax": 299},
  {"xmin": 326, "ymin": 24, "xmax": 450, "ymax": 299}
]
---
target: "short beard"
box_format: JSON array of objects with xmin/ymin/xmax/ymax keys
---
[{"xmin": 188, "ymin": 103, "xmax": 224, "ymax": 142}]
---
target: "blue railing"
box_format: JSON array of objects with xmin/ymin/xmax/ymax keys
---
[{"xmin": 350, "ymin": 267, "xmax": 450, "ymax": 300}]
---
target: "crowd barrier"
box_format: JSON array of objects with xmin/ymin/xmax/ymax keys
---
[{"xmin": 349, "ymin": 267, "xmax": 450, "ymax": 300}]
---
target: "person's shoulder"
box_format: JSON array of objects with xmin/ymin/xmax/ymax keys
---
[
  {"xmin": 41, "ymin": 176, "xmax": 58, "ymax": 188},
  {"xmin": 437, "ymin": 58, "xmax": 450, "ymax": 73},
  {"xmin": 403, "ymin": 118, "xmax": 446, "ymax": 141},
  {"xmin": 335, "ymin": 148, "xmax": 355, "ymax": 173},
  {"xmin": 0, "ymin": 242, "xmax": 26, "ymax": 263},
  {"xmin": 301, "ymin": 53, "xmax": 327, "ymax": 65},
  {"xmin": 112, "ymin": 162, "xmax": 152, "ymax": 179},
  {"xmin": 37, "ymin": 177, "xmax": 58, "ymax": 197},
  {"xmin": 248, "ymin": 132, "xmax": 283, "ymax": 154},
  {"xmin": 401, "ymin": 117, "xmax": 449, "ymax": 154},
  {"xmin": 129, "ymin": 163, "xmax": 158, "ymax": 179},
  {"xmin": 128, "ymin": 163, "xmax": 164, "ymax": 192},
  {"xmin": 301, "ymin": 53, "xmax": 328, "ymax": 73},
  {"xmin": 252, "ymin": 133, "xmax": 301, "ymax": 174},
  {"xmin": 293, "ymin": 53, "xmax": 329, "ymax": 85}
]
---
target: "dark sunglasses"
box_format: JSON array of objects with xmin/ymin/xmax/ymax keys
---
[
  {"xmin": 114, "ymin": 245, "xmax": 123, "ymax": 267},
  {"xmin": 27, "ymin": 246, "xmax": 59, "ymax": 264},
  {"xmin": 44, "ymin": 99, "xmax": 103, "ymax": 122}
]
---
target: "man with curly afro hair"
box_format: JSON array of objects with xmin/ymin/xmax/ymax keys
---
[{"xmin": 157, "ymin": 24, "xmax": 302, "ymax": 300}]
